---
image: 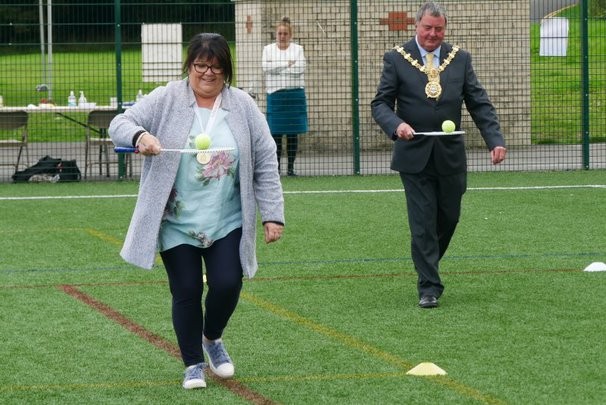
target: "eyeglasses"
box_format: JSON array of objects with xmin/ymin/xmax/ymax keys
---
[{"xmin": 192, "ymin": 63, "xmax": 223, "ymax": 74}]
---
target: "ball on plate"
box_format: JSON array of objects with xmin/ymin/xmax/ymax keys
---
[
  {"xmin": 194, "ymin": 134, "xmax": 211, "ymax": 150},
  {"xmin": 441, "ymin": 120, "xmax": 456, "ymax": 133}
]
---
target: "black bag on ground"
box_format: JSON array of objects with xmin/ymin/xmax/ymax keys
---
[{"xmin": 12, "ymin": 155, "xmax": 82, "ymax": 183}]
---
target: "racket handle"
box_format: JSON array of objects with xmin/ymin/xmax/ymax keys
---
[{"xmin": 114, "ymin": 147, "xmax": 138, "ymax": 154}]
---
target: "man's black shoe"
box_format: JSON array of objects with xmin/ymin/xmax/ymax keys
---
[{"xmin": 419, "ymin": 296, "xmax": 439, "ymax": 308}]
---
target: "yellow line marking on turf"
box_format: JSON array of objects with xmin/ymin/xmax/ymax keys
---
[
  {"xmin": 241, "ymin": 291, "xmax": 412, "ymax": 368},
  {"xmin": 84, "ymin": 228, "xmax": 163, "ymax": 266},
  {"xmin": 84, "ymin": 228, "xmax": 123, "ymax": 246},
  {"xmin": 240, "ymin": 371, "xmax": 408, "ymax": 383},
  {"xmin": 241, "ymin": 292, "xmax": 506, "ymax": 405}
]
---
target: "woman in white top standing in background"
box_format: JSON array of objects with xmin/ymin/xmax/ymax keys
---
[{"xmin": 262, "ymin": 16, "xmax": 308, "ymax": 176}]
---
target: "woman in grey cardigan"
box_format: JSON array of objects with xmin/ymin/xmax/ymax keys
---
[{"xmin": 109, "ymin": 33, "xmax": 285, "ymax": 390}]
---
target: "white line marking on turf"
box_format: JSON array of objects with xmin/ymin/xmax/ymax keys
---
[
  {"xmin": 283, "ymin": 184, "xmax": 606, "ymax": 194},
  {"xmin": 0, "ymin": 184, "xmax": 605, "ymax": 201},
  {"xmin": 0, "ymin": 194, "xmax": 137, "ymax": 201},
  {"xmin": 469, "ymin": 184, "xmax": 606, "ymax": 191}
]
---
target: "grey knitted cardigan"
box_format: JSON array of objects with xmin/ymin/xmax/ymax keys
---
[{"xmin": 109, "ymin": 80, "xmax": 285, "ymax": 277}]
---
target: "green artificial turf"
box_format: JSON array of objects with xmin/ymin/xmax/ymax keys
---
[{"xmin": 1, "ymin": 172, "xmax": 605, "ymax": 404}]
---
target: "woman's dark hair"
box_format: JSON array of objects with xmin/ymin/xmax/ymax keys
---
[{"xmin": 183, "ymin": 33, "xmax": 233, "ymax": 85}]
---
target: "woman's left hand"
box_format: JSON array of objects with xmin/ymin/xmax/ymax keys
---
[{"xmin": 264, "ymin": 222, "xmax": 284, "ymax": 243}]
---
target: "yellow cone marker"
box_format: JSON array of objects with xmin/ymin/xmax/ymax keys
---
[{"xmin": 406, "ymin": 362, "xmax": 447, "ymax": 376}]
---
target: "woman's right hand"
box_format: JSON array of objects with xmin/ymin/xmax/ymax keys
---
[
  {"xmin": 137, "ymin": 132, "xmax": 162, "ymax": 155},
  {"xmin": 264, "ymin": 222, "xmax": 284, "ymax": 244}
]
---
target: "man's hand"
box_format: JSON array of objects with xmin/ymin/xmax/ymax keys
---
[
  {"xmin": 395, "ymin": 122, "xmax": 415, "ymax": 141},
  {"xmin": 491, "ymin": 146, "xmax": 507, "ymax": 165}
]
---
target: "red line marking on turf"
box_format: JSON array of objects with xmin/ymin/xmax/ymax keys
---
[
  {"xmin": 59, "ymin": 284, "xmax": 277, "ymax": 405},
  {"xmin": 59, "ymin": 284, "xmax": 180, "ymax": 357}
]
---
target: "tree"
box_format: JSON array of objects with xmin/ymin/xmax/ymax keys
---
[{"xmin": 590, "ymin": 0, "xmax": 606, "ymax": 17}]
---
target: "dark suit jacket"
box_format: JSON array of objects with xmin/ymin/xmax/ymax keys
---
[{"xmin": 371, "ymin": 39, "xmax": 505, "ymax": 175}]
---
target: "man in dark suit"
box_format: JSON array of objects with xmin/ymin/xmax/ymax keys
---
[{"xmin": 371, "ymin": 1, "xmax": 507, "ymax": 308}]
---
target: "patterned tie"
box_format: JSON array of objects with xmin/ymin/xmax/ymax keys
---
[
  {"xmin": 424, "ymin": 52, "xmax": 441, "ymax": 99},
  {"xmin": 425, "ymin": 52, "xmax": 434, "ymax": 68}
]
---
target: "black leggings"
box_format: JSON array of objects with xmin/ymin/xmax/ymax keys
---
[
  {"xmin": 160, "ymin": 228, "xmax": 243, "ymax": 366},
  {"xmin": 274, "ymin": 134, "xmax": 299, "ymax": 172}
]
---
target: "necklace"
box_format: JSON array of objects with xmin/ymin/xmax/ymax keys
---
[
  {"xmin": 193, "ymin": 93, "xmax": 222, "ymax": 164},
  {"xmin": 394, "ymin": 45, "xmax": 459, "ymax": 99}
]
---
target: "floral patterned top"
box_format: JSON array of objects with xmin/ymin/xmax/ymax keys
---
[{"xmin": 158, "ymin": 106, "xmax": 241, "ymax": 251}]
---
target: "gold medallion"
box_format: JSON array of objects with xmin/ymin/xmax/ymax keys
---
[
  {"xmin": 425, "ymin": 81, "xmax": 442, "ymax": 99},
  {"xmin": 196, "ymin": 152, "xmax": 211, "ymax": 165},
  {"xmin": 393, "ymin": 45, "xmax": 459, "ymax": 101}
]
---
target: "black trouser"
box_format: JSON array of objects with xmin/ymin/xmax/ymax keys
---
[
  {"xmin": 399, "ymin": 163, "xmax": 466, "ymax": 299},
  {"xmin": 160, "ymin": 228, "xmax": 243, "ymax": 366},
  {"xmin": 273, "ymin": 134, "xmax": 298, "ymax": 173}
]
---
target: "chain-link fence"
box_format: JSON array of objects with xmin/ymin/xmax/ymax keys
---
[{"xmin": 1, "ymin": 0, "xmax": 605, "ymax": 182}]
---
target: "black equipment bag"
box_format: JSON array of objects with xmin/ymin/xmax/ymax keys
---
[{"xmin": 12, "ymin": 155, "xmax": 81, "ymax": 183}]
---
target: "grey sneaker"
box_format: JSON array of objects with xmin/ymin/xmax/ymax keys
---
[
  {"xmin": 202, "ymin": 338, "xmax": 235, "ymax": 378},
  {"xmin": 182, "ymin": 363, "xmax": 206, "ymax": 389}
]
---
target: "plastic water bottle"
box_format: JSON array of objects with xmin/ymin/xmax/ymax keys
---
[
  {"xmin": 136, "ymin": 89, "xmax": 144, "ymax": 103},
  {"xmin": 78, "ymin": 91, "xmax": 87, "ymax": 107},
  {"xmin": 67, "ymin": 91, "xmax": 76, "ymax": 107}
]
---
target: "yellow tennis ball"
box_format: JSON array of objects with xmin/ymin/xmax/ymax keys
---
[
  {"xmin": 441, "ymin": 120, "xmax": 456, "ymax": 133},
  {"xmin": 194, "ymin": 134, "xmax": 211, "ymax": 150}
]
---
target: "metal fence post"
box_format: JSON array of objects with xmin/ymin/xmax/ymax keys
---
[
  {"xmin": 350, "ymin": 0, "xmax": 360, "ymax": 175},
  {"xmin": 114, "ymin": 0, "xmax": 126, "ymax": 178},
  {"xmin": 581, "ymin": 0, "xmax": 590, "ymax": 169}
]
